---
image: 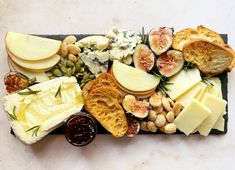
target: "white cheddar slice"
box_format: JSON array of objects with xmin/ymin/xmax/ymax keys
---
[
  {"xmin": 206, "ymin": 77, "xmax": 222, "ymax": 98},
  {"xmin": 197, "ymin": 93, "xmax": 227, "ymax": 136},
  {"xmin": 213, "ymin": 114, "xmax": 225, "ymax": 131},
  {"xmin": 195, "ymin": 82, "xmax": 207, "ymax": 100},
  {"xmin": 175, "ymin": 83, "xmax": 202, "ymax": 107},
  {"xmin": 174, "ymin": 99, "xmax": 211, "ymax": 135},
  {"xmin": 165, "ymin": 68, "xmax": 201, "ymax": 100}
]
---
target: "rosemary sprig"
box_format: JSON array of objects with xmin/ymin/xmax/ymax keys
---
[
  {"xmin": 55, "ymin": 85, "xmax": 62, "ymax": 98},
  {"xmin": 152, "ymin": 71, "xmax": 173, "ymax": 94},
  {"xmin": 26, "ymin": 125, "xmax": 40, "ymax": 137},
  {"xmin": 183, "ymin": 62, "xmax": 195, "ymax": 70},
  {"xmin": 18, "ymin": 87, "xmax": 41, "ymax": 95},
  {"xmin": 8, "ymin": 106, "xmax": 17, "ymax": 120},
  {"xmin": 202, "ymin": 76, "xmax": 214, "ymax": 86},
  {"xmin": 140, "ymin": 27, "xmax": 148, "ymax": 44}
]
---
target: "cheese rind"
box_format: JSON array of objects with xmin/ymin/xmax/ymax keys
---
[
  {"xmin": 174, "ymin": 99, "xmax": 211, "ymax": 135},
  {"xmin": 165, "ymin": 68, "xmax": 201, "ymax": 100},
  {"xmin": 197, "ymin": 93, "xmax": 227, "ymax": 136},
  {"xmin": 4, "ymin": 77, "xmax": 84, "ymax": 144}
]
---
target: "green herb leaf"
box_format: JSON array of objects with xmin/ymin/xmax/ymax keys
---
[
  {"xmin": 202, "ymin": 76, "xmax": 214, "ymax": 86},
  {"xmin": 140, "ymin": 27, "xmax": 148, "ymax": 44},
  {"xmin": 26, "ymin": 125, "xmax": 40, "ymax": 137},
  {"xmin": 183, "ymin": 62, "xmax": 195, "ymax": 70},
  {"xmin": 18, "ymin": 87, "xmax": 41, "ymax": 95},
  {"xmin": 8, "ymin": 106, "xmax": 17, "ymax": 120},
  {"xmin": 152, "ymin": 71, "xmax": 173, "ymax": 94},
  {"xmin": 55, "ymin": 85, "xmax": 62, "ymax": 98}
]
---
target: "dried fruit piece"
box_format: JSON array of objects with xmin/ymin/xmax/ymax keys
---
[
  {"xmin": 157, "ymin": 50, "xmax": 184, "ymax": 77},
  {"xmin": 64, "ymin": 112, "xmax": 97, "ymax": 147},
  {"xmin": 4, "ymin": 71, "xmax": 30, "ymax": 93},
  {"xmin": 133, "ymin": 44, "xmax": 155, "ymax": 72},
  {"xmin": 149, "ymin": 27, "xmax": 173, "ymax": 55},
  {"xmin": 122, "ymin": 95, "xmax": 149, "ymax": 118},
  {"xmin": 126, "ymin": 115, "xmax": 140, "ymax": 137}
]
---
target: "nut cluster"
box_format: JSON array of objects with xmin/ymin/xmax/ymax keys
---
[
  {"xmin": 140, "ymin": 92, "xmax": 183, "ymax": 134},
  {"xmin": 46, "ymin": 35, "xmax": 95, "ymax": 87}
]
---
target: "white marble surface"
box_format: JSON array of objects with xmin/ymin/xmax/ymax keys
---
[{"xmin": 1, "ymin": 0, "xmax": 235, "ymax": 169}]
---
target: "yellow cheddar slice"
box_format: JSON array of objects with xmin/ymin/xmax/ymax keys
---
[
  {"xmin": 175, "ymin": 83, "xmax": 202, "ymax": 107},
  {"xmin": 165, "ymin": 68, "xmax": 201, "ymax": 100},
  {"xmin": 197, "ymin": 93, "xmax": 227, "ymax": 136},
  {"xmin": 174, "ymin": 99, "xmax": 211, "ymax": 135}
]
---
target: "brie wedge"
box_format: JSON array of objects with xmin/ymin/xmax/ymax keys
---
[{"xmin": 4, "ymin": 77, "xmax": 84, "ymax": 144}]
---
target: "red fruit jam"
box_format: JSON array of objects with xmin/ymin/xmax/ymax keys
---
[{"xmin": 64, "ymin": 112, "xmax": 97, "ymax": 147}]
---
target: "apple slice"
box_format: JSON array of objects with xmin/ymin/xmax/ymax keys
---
[
  {"xmin": 8, "ymin": 49, "xmax": 60, "ymax": 71},
  {"xmin": 8, "ymin": 58, "xmax": 49, "ymax": 82},
  {"xmin": 112, "ymin": 60, "xmax": 160, "ymax": 91},
  {"xmin": 6, "ymin": 32, "xmax": 61, "ymax": 61}
]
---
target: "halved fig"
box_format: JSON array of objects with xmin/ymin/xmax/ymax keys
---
[
  {"xmin": 149, "ymin": 27, "xmax": 173, "ymax": 55},
  {"xmin": 133, "ymin": 44, "xmax": 155, "ymax": 72},
  {"xmin": 126, "ymin": 115, "xmax": 140, "ymax": 137},
  {"xmin": 4, "ymin": 71, "xmax": 30, "ymax": 93},
  {"xmin": 157, "ymin": 50, "xmax": 184, "ymax": 77},
  {"xmin": 122, "ymin": 95, "xmax": 149, "ymax": 118}
]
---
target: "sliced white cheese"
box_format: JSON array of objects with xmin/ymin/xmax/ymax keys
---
[
  {"xmin": 4, "ymin": 77, "xmax": 84, "ymax": 144},
  {"xmin": 174, "ymin": 99, "xmax": 211, "ymax": 135},
  {"xmin": 175, "ymin": 83, "xmax": 202, "ymax": 107},
  {"xmin": 195, "ymin": 82, "xmax": 207, "ymax": 100},
  {"xmin": 197, "ymin": 93, "xmax": 227, "ymax": 136},
  {"xmin": 213, "ymin": 114, "xmax": 225, "ymax": 131},
  {"xmin": 206, "ymin": 77, "xmax": 222, "ymax": 98},
  {"xmin": 165, "ymin": 68, "xmax": 201, "ymax": 100}
]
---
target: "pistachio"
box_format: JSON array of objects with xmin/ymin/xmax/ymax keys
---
[
  {"xmin": 67, "ymin": 44, "xmax": 81, "ymax": 55},
  {"xmin": 63, "ymin": 35, "xmax": 77, "ymax": 44},
  {"xmin": 53, "ymin": 69, "xmax": 62, "ymax": 77},
  {"xmin": 61, "ymin": 42, "xmax": 68, "ymax": 57},
  {"xmin": 46, "ymin": 72, "xmax": 53, "ymax": 77}
]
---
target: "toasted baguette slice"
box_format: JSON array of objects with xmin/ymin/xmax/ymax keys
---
[
  {"xmin": 173, "ymin": 25, "xmax": 224, "ymax": 51},
  {"xmin": 183, "ymin": 40, "xmax": 234, "ymax": 75},
  {"xmin": 86, "ymin": 87, "xmax": 127, "ymax": 137}
]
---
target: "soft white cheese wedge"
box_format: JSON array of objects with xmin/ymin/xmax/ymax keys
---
[
  {"xmin": 4, "ymin": 77, "xmax": 84, "ymax": 144},
  {"xmin": 165, "ymin": 68, "xmax": 201, "ymax": 100}
]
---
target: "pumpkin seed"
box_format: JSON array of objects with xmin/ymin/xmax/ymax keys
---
[
  {"xmin": 46, "ymin": 72, "xmax": 53, "ymax": 77},
  {"xmin": 66, "ymin": 68, "xmax": 72, "ymax": 77},
  {"xmin": 80, "ymin": 67, "xmax": 85, "ymax": 72},
  {"xmin": 83, "ymin": 73, "xmax": 89, "ymax": 80},
  {"xmin": 60, "ymin": 58, "xmax": 67, "ymax": 67},
  {"xmin": 75, "ymin": 63, "xmax": 81, "ymax": 72},
  {"xmin": 71, "ymin": 66, "xmax": 76, "ymax": 75},
  {"xmin": 53, "ymin": 69, "xmax": 62, "ymax": 77},
  {"xmin": 61, "ymin": 66, "xmax": 67, "ymax": 73},
  {"xmin": 66, "ymin": 60, "xmax": 74, "ymax": 67},
  {"xmin": 80, "ymin": 83, "xmax": 85, "ymax": 88},
  {"xmin": 79, "ymin": 60, "xmax": 84, "ymax": 66},
  {"xmin": 89, "ymin": 74, "xmax": 95, "ymax": 79}
]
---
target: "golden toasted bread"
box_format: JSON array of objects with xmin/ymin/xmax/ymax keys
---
[
  {"xmin": 183, "ymin": 40, "xmax": 234, "ymax": 75},
  {"xmin": 85, "ymin": 87, "xmax": 127, "ymax": 137},
  {"xmin": 173, "ymin": 25, "xmax": 224, "ymax": 51},
  {"xmin": 82, "ymin": 80, "xmax": 95, "ymax": 100}
]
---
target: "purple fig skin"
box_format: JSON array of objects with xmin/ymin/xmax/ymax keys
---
[{"xmin": 126, "ymin": 115, "xmax": 140, "ymax": 137}]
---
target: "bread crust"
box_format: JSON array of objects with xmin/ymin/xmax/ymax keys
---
[
  {"xmin": 173, "ymin": 25, "xmax": 224, "ymax": 51},
  {"xmin": 183, "ymin": 40, "xmax": 233, "ymax": 75}
]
